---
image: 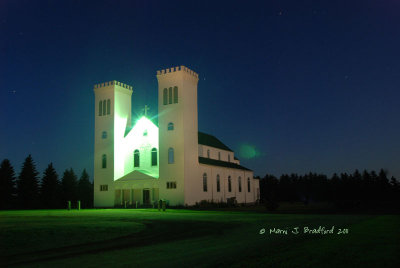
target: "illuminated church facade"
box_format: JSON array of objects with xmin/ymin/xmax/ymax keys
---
[{"xmin": 93, "ymin": 66, "xmax": 259, "ymax": 207}]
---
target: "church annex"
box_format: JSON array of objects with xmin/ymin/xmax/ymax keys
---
[{"xmin": 93, "ymin": 66, "xmax": 260, "ymax": 207}]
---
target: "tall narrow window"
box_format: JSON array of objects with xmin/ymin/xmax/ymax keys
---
[
  {"xmin": 151, "ymin": 148, "xmax": 157, "ymax": 166},
  {"xmin": 99, "ymin": 101, "xmax": 102, "ymax": 116},
  {"xmin": 203, "ymin": 173, "xmax": 207, "ymax": 192},
  {"xmin": 102, "ymin": 100, "xmax": 106, "ymax": 116},
  {"xmin": 134, "ymin": 149, "xmax": 140, "ymax": 167},
  {"xmin": 168, "ymin": 87, "xmax": 172, "ymax": 104},
  {"xmin": 102, "ymin": 131, "xmax": 107, "ymax": 139},
  {"xmin": 207, "ymin": 149, "xmax": 210, "ymax": 158},
  {"xmin": 228, "ymin": 154, "xmax": 231, "ymax": 162},
  {"xmin": 173, "ymin": 86, "xmax": 178, "ymax": 103},
  {"xmin": 238, "ymin": 177, "xmax": 242, "ymax": 192},
  {"xmin": 107, "ymin": 99, "xmax": 110, "ymax": 115},
  {"xmin": 168, "ymin": 122, "xmax": 174, "ymax": 130},
  {"xmin": 163, "ymin": 88, "xmax": 168, "ymax": 105},
  {"xmin": 248, "ymin": 178, "xmax": 251, "ymax": 192},
  {"xmin": 218, "ymin": 152, "xmax": 221, "ymax": 160},
  {"xmin": 216, "ymin": 175, "xmax": 220, "ymax": 192},
  {"xmin": 228, "ymin": 176, "xmax": 232, "ymax": 192},
  {"xmin": 102, "ymin": 154, "xmax": 107, "ymax": 168},
  {"xmin": 168, "ymin": 148, "xmax": 174, "ymax": 164}
]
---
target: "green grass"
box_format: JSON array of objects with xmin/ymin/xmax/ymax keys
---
[{"xmin": 0, "ymin": 209, "xmax": 399, "ymax": 267}]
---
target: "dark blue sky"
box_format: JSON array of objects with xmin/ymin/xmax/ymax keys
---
[{"xmin": 1, "ymin": 0, "xmax": 399, "ymax": 180}]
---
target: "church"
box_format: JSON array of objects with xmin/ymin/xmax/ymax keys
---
[{"xmin": 93, "ymin": 66, "xmax": 259, "ymax": 207}]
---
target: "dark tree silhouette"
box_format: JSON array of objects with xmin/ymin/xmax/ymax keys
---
[
  {"xmin": 40, "ymin": 163, "xmax": 61, "ymax": 208},
  {"xmin": 0, "ymin": 159, "xmax": 17, "ymax": 209},
  {"xmin": 260, "ymin": 169, "xmax": 398, "ymax": 212},
  {"xmin": 78, "ymin": 169, "xmax": 93, "ymax": 208},
  {"xmin": 61, "ymin": 168, "xmax": 78, "ymax": 207},
  {"xmin": 259, "ymin": 174, "xmax": 279, "ymax": 210},
  {"xmin": 17, "ymin": 155, "xmax": 40, "ymax": 209}
]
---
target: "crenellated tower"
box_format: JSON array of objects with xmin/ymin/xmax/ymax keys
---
[
  {"xmin": 93, "ymin": 81, "xmax": 133, "ymax": 207},
  {"xmin": 157, "ymin": 66, "xmax": 199, "ymax": 205}
]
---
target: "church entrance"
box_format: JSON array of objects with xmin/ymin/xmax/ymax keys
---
[{"xmin": 143, "ymin": 189, "xmax": 150, "ymax": 205}]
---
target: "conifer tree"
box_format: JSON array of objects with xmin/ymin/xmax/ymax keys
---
[
  {"xmin": 61, "ymin": 168, "xmax": 78, "ymax": 206},
  {"xmin": 17, "ymin": 155, "xmax": 40, "ymax": 209},
  {"xmin": 0, "ymin": 159, "xmax": 16, "ymax": 209},
  {"xmin": 78, "ymin": 169, "xmax": 93, "ymax": 208},
  {"xmin": 40, "ymin": 163, "xmax": 60, "ymax": 208}
]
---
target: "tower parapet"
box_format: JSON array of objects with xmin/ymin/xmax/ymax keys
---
[
  {"xmin": 94, "ymin": 80, "xmax": 133, "ymax": 90},
  {"xmin": 156, "ymin": 66, "xmax": 199, "ymax": 79}
]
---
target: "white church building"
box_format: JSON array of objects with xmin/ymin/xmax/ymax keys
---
[{"xmin": 93, "ymin": 66, "xmax": 259, "ymax": 207}]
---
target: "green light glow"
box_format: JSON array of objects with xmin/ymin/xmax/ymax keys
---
[{"xmin": 239, "ymin": 144, "xmax": 259, "ymax": 159}]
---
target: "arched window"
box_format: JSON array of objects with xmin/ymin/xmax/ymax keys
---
[
  {"xmin": 102, "ymin": 100, "xmax": 106, "ymax": 116},
  {"xmin": 163, "ymin": 88, "xmax": 168, "ymax": 105},
  {"xmin": 228, "ymin": 154, "xmax": 231, "ymax": 162},
  {"xmin": 107, "ymin": 99, "xmax": 110, "ymax": 115},
  {"xmin": 203, "ymin": 173, "xmax": 207, "ymax": 192},
  {"xmin": 168, "ymin": 122, "xmax": 174, "ymax": 130},
  {"xmin": 99, "ymin": 101, "xmax": 102, "ymax": 116},
  {"xmin": 168, "ymin": 87, "xmax": 172, "ymax": 104},
  {"xmin": 218, "ymin": 152, "xmax": 221, "ymax": 160},
  {"xmin": 102, "ymin": 131, "xmax": 107, "ymax": 139},
  {"xmin": 173, "ymin": 86, "xmax": 178, "ymax": 103},
  {"xmin": 207, "ymin": 149, "xmax": 210, "ymax": 158},
  {"xmin": 168, "ymin": 148, "xmax": 174, "ymax": 164},
  {"xmin": 247, "ymin": 178, "xmax": 251, "ymax": 192},
  {"xmin": 238, "ymin": 176, "xmax": 242, "ymax": 192},
  {"xmin": 102, "ymin": 154, "xmax": 107, "ymax": 168},
  {"xmin": 228, "ymin": 176, "xmax": 232, "ymax": 192},
  {"xmin": 216, "ymin": 175, "xmax": 220, "ymax": 192},
  {"xmin": 134, "ymin": 149, "xmax": 140, "ymax": 167},
  {"xmin": 151, "ymin": 148, "xmax": 157, "ymax": 166}
]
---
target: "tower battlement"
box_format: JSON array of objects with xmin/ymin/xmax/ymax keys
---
[
  {"xmin": 94, "ymin": 80, "xmax": 133, "ymax": 90},
  {"xmin": 156, "ymin": 66, "xmax": 199, "ymax": 79}
]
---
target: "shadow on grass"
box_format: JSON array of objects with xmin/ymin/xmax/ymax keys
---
[{"xmin": 4, "ymin": 219, "xmax": 239, "ymax": 267}]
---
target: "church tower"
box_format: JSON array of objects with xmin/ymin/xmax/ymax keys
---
[
  {"xmin": 157, "ymin": 66, "xmax": 199, "ymax": 205},
  {"xmin": 93, "ymin": 81, "xmax": 133, "ymax": 207}
]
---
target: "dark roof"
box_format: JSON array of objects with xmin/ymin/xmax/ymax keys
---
[
  {"xmin": 198, "ymin": 132, "xmax": 233, "ymax": 152},
  {"xmin": 199, "ymin": 157, "xmax": 252, "ymax": 171}
]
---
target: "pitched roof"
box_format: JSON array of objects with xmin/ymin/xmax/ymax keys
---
[
  {"xmin": 198, "ymin": 132, "xmax": 233, "ymax": 152},
  {"xmin": 199, "ymin": 157, "xmax": 252, "ymax": 171},
  {"xmin": 115, "ymin": 170, "xmax": 159, "ymax": 181}
]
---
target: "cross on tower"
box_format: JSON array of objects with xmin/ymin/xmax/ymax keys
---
[{"xmin": 143, "ymin": 105, "xmax": 150, "ymax": 116}]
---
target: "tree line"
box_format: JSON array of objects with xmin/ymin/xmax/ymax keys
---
[
  {"xmin": 259, "ymin": 169, "xmax": 400, "ymax": 211},
  {"xmin": 0, "ymin": 155, "xmax": 93, "ymax": 209}
]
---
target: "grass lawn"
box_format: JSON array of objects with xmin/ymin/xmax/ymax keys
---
[{"xmin": 0, "ymin": 209, "xmax": 399, "ymax": 267}]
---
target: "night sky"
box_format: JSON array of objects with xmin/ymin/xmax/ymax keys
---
[{"xmin": 1, "ymin": 0, "xmax": 399, "ymax": 181}]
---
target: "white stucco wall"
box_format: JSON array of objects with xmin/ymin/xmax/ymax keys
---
[
  {"xmin": 94, "ymin": 81, "xmax": 133, "ymax": 207},
  {"xmin": 197, "ymin": 164, "xmax": 258, "ymax": 204},
  {"xmin": 198, "ymin": 144, "xmax": 239, "ymax": 164}
]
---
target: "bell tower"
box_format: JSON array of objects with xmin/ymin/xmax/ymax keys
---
[
  {"xmin": 93, "ymin": 81, "xmax": 133, "ymax": 207},
  {"xmin": 157, "ymin": 66, "xmax": 199, "ymax": 205}
]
